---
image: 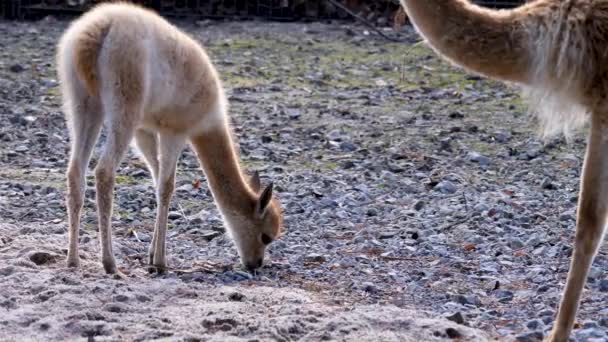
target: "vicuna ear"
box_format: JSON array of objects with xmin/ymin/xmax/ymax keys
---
[
  {"xmin": 256, "ymin": 182, "xmax": 274, "ymax": 217},
  {"xmin": 250, "ymin": 171, "xmax": 261, "ymax": 192}
]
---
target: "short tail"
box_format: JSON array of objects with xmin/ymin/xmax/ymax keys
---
[{"xmin": 72, "ymin": 16, "xmax": 112, "ymax": 97}]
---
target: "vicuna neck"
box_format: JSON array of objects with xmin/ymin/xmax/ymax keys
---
[
  {"xmin": 400, "ymin": 0, "xmax": 531, "ymax": 84},
  {"xmin": 190, "ymin": 123, "xmax": 256, "ymax": 215}
]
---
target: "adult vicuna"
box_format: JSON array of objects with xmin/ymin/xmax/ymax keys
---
[
  {"xmin": 399, "ymin": 0, "xmax": 608, "ymax": 341},
  {"xmin": 56, "ymin": 3, "xmax": 283, "ymax": 274}
]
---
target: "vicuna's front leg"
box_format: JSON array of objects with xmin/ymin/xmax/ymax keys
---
[
  {"xmin": 547, "ymin": 113, "xmax": 608, "ymax": 342},
  {"xmin": 148, "ymin": 133, "xmax": 184, "ymax": 272}
]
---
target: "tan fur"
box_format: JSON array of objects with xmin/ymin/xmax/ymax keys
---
[
  {"xmin": 57, "ymin": 2, "xmax": 283, "ymax": 274},
  {"xmin": 399, "ymin": 1, "xmax": 608, "ymax": 341},
  {"xmin": 72, "ymin": 16, "xmax": 110, "ymax": 96}
]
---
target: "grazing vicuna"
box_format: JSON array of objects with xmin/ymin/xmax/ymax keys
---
[
  {"xmin": 399, "ymin": 0, "xmax": 608, "ymax": 340},
  {"xmin": 57, "ymin": 2, "xmax": 283, "ymax": 274}
]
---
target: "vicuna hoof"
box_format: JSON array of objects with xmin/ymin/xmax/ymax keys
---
[
  {"xmin": 102, "ymin": 258, "xmax": 117, "ymax": 274},
  {"xmin": 544, "ymin": 330, "xmax": 569, "ymax": 342},
  {"xmin": 66, "ymin": 257, "xmax": 80, "ymax": 268}
]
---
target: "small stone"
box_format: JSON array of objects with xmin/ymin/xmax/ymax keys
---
[
  {"xmin": 379, "ymin": 231, "xmax": 397, "ymax": 239},
  {"xmin": 413, "ymin": 200, "xmax": 425, "ymax": 211},
  {"xmin": 361, "ymin": 282, "xmax": 378, "ymax": 293},
  {"xmin": 525, "ymin": 319, "xmax": 544, "ymax": 331},
  {"xmin": 452, "ymin": 294, "xmax": 480, "ymax": 306},
  {"xmin": 494, "ymin": 290, "xmax": 514, "ymax": 303},
  {"xmin": 104, "ymin": 303, "xmax": 128, "ymax": 313},
  {"xmin": 130, "ymin": 169, "xmax": 147, "ymax": 178},
  {"xmin": 575, "ymin": 328, "xmax": 607, "ymax": 341},
  {"xmin": 233, "ymin": 270, "xmax": 253, "ymax": 280},
  {"xmin": 198, "ymin": 230, "xmax": 222, "ymax": 241},
  {"xmin": 515, "ymin": 331, "xmax": 544, "ymax": 342},
  {"xmin": 474, "ymin": 203, "xmax": 489, "ymax": 213},
  {"xmin": 445, "ymin": 312, "xmax": 465, "ymax": 325},
  {"xmin": 339, "ymin": 141, "xmax": 357, "ymax": 152},
  {"xmin": 113, "ymin": 294, "xmax": 129, "ymax": 302},
  {"xmin": 493, "ymin": 131, "xmax": 511, "ymax": 143},
  {"xmin": 136, "ymin": 294, "xmax": 152, "ymax": 302},
  {"xmin": 304, "ymin": 253, "xmax": 326, "ymax": 263},
  {"xmin": 366, "ymin": 208, "xmax": 378, "ymax": 217},
  {"xmin": 29, "ymin": 251, "xmax": 57, "ymax": 265},
  {"xmin": 168, "ymin": 211, "xmax": 182, "ymax": 220},
  {"xmin": 228, "ymin": 291, "xmax": 244, "ymax": 302},
  {"xmin": 583, "ymin": 321, "xmax": 600, "ymax": 329},
  {"xmin": 541, "ymin": 178, "xmax": 555, "ymax": 190},
  {"xmin": 435, "ymin": 181, "xmax": 457, "ymax": 194},
  {"xmin": 341, "ymin": 160, "xmax": 356, "ymax": 169},
  {"xmin": 327, "ymin": 129, "xmax": 342, "ymax": 141},
  {"xmin": 526, "ymin": 148, "xmax": 541, "ymax": 160},
  {"xmin": 508, "ymin": 238, "xmax": 525, "ymax": 250},
  {"xmin": 467, "ymin": 151, "xmax": 491, "ymax": 166},
  {"xmin": 445, "ymin": 327, "xmax": 461, "ymax": 338},
  {"xmin": 9, "ymin": 64, "xmax": 24, "ymax": 73},
  {"xmin": 15, "ymin": 145, "xmax": 29, "ymax": 153},
  {"xmin": 177, "ymin": 183, "xmax": 194, "ymax": 192},
  {"xmin": 448, "ymin": 111, "xmax": 464, "ymax": 119},
  {"xmin": 599, "ymin": 279, "xmax": 608, "ymax": 292},
  {"xmin": 286, "ymin": 109, "xmax": 301, "ymax": 119}
]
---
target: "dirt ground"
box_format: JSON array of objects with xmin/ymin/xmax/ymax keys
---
[{"xmin": 0, "ymin": 14, "xmax": 607, "ymax": 342}]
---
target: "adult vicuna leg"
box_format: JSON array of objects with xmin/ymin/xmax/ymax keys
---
[
  {"xmin": 65, "ymin": 88, "xmax": 102, "ymax": 268},
  {"xmin": 148, "ymin": 133, "xmax": 184, "ymax": 271},
  {"xmin": 547, "ymin": 113, "xmax": 608, "ymax": 342}
]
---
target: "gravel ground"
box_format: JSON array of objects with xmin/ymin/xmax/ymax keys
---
[{"xmin": 0, "ymin": 15, "xmax": 607, "ymax": 342}]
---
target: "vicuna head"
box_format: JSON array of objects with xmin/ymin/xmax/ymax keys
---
[{"xmin": 223, "ymin": 171, "xmax": 283, "ymax": 271}]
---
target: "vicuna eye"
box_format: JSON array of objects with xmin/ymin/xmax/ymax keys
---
[{"xmin": 261, "ymin": 234, "xmax": 273, "ymax": 245}]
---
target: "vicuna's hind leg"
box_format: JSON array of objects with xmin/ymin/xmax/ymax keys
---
[
  {"xmin": 65, "ymin": 93, "xmax": 102, "ymax": 268},
  {"xmin": 95, "ymin": 104, "xmax": 141, "ymax": 274},
  {"xmin": 134, "ymin": 129, "xmax": 159, "ymax": 185},
  {"xmin": 547, "ymin": 113, "xmax": 608, "ymax": 342},
  {"xmin": 148, "ymin": 133, "xmax": 184, "ymax": 272}
]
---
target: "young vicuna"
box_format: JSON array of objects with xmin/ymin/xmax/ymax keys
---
[
  {"xmin": 57, "ymin": 3, "xmax": 283, "ymax": 274},
  {"xmin": 399, "ymin": 0, "xmax": 608, "ymax": 340}
]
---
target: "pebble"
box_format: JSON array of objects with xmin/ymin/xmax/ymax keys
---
[
  {"xmin": 467, "ymin": 151, "xmax": 491, "ymax": 166},
  {"xmin": 575, "ymin": 328, "xmax": 608, "ymax": 341},
  {"xmin": 228, "ymin": 291, "xmax": 245, "ymax": 302},
  {"xmin": 361, "ymin": 282, "xmax": 378, "ymax": 293},
  {"xmin": 525, "ymin": 319, "xmax": 544, "ymax": 331},
  {"xmin": 435, "ymin": 181, "xmax": 458, "ymax": 194},
  {"xmin": 515, "ymin": 331, "xmax": 544, "ymax": 342},
  {"xmin": 541, "ymin": 178, "xmax": 556, "ymax": 190},
  {"xmin": 168, "ymin": 211, "xmax": 182, "ymax": 220},
  {"xmin": 445, "ymin": 312, "xmax": 465, "ymax": 325},
  {"xmin": 598, "ymin": 279, "xmax": 608, "ymax": 292},
  {"xmin": 9, "ymin": 64, "xmax": 24, "ymax": 73},
  {"xmin": 304, "ymin": 253, "xmax": 326, "ymax": 263}
]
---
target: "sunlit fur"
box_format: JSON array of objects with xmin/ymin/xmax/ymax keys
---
[
  {"xmin": 57, "ymin": 2, "xmax": 282, "ymax": 274},
  {"xmin": 400, "ymin": 1, "xmax": 608, "ymax": 341}
]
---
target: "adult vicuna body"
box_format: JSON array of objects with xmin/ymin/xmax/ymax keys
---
[
  {"xmin": 57, "ymin": 3, "xmax": 283, "ymax": 274},
  {"xmin": 399, "ymin": 0, "xmax": 608, "ymax": 341}
]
